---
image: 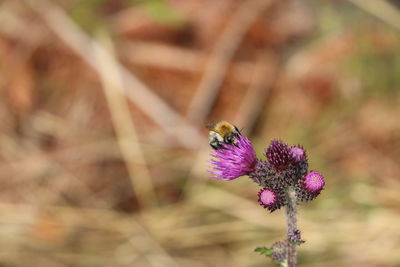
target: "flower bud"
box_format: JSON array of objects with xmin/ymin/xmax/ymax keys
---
[
  {"xmin": 271, "ymin": 241, "xmax": 287, "ymax": 262},
  {"xmin": 296, "ymin": 171, "xmax": 325, "ymax": 201},
  {"xmin": 265, "ymin": 140, "xmax": 291, "ymax": 168},
  {"xmin": 304, "ymin": 171, "xmax": 325, "ymax": 192},
  {"xmin": 290, "ymin": 146, "xmax": 306, "ymax": 163},
  {"xmin": 258, "ymin": 188, "xmax": 285, "ymax": 212}
]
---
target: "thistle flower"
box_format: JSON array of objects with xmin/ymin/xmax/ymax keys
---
[
  {"xmin": 206, "ymin": 122, "xmax": 326, "ymax": 266},
  {"xmin": 208, "ymin": 133, "xmax": 323, "ymax": 203},
  {"xmin": 208, "ymin": 133, "xmax": 257, "ymax": 181},
  {"xmin": 288, "ymin": 146, "xmax": 308, "ymax": 185},
  {"xmin": 258, "ymin": 188, "xmax": 276, "ymax": 206},
  {"xmin": 296, "ymin": 171, "xmax": 325, "ymax": 201},
  {"xmin": 257, "ymin": 188, "xmax": 284, "ymax": 212},
  {"xmin": 265, "ymin": 140, "xmax": 291, "ymax": 168},
  {"xmin": 290, "ymin": 146, "xmax": 306, "ymax": 163},
  {"xmin": 303, "ymin": 171, "xmax": 325, "ymax": 193}
]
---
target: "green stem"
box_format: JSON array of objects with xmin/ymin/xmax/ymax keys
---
[{"xmin": 286, "ymin": 187, "xmax": 297, "ymax": 267}]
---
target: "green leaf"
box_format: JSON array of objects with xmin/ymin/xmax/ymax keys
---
[
  {"xmin": 140, "ymin": 0, "xmax": 185, "ymax": 26},
  {"xmin": 254, "ymin": 246, "xmax": 272, "ymax": 256}
]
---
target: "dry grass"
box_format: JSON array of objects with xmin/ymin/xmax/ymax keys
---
[{"xmin": 0, "ymin": 0, "xmax": 399, "ymax": 266}]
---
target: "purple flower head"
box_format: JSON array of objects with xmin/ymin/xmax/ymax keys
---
[
  {"xmin": 265, "ymin": 140, "xmax": 291, "ymax": 168},
  {"xmin": 209, "ymin": 133, "xmax": 257, "ymax": 181},
  {"xmin": 257, "ymin": 188, "xmax": 285, "ymax": 212},
  {"xmin": 303, "ymin": 171, "xmax": 325, "ymax": 193},
  {"xmin": 258, "ymin": 188, "xmax": 277, "ymax": 207},
  {"xmin": 290, "ymin": 146, "xmax": 306, "ymax": 163}
]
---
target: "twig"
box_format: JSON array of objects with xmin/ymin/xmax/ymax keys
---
[
  {"xmin": 121, "ymin": 41, "xmax": 260, "ymax": 85},
  {"xmin": 125, "ymin": 218, "xmax": 181, "ymax": 267},
  {"xmin": 93, "ymin": 32, "xmax": 157, "ymax": 208},
  {"xmin": 234, "ymin": 51, "xmax": 278, "ymax": 134},
  {"xmin": 349, "ymin": 0, "xmax": 400, "ymax": 32},
  {"xmin": 121, "ymin": 41, "xmax": 201, "ymax": 73},
  {"xmin": 187, "ymin": 0, "xmax": 274, "ymax": 124}
]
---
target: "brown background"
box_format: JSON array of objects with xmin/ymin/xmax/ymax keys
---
[{"xmin": 0, "ymin": 0, "xmax": 399, "ymax": 266}]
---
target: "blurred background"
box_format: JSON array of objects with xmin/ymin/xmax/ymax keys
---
[{"xmin": 0, "ymin": 0, "xmax": 399, "ymax": 266}]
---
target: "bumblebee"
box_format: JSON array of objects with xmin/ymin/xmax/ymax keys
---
[{"xmin": 207, "ymin": 121, "xmax": 240, "ymax": 150}]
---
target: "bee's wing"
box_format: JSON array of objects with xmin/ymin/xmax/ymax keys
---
[{"xmin": 206, "ymin": 121, "xmax": 218, "ymax": 130}]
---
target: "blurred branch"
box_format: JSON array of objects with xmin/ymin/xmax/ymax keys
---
[
  {"xmin": 24, "ymin": 0, "xmax": 203, "ymax": 149},
  {"xmin": 349, "ymin": 0, "xmax": 400, "ymax": 31},
  {"xmin": 124, "ymin": 218, "xmax": 181, "ymax": 267},
  {"xmin": 190, "ymin": 186, "xmax": 277, "ymax": 228},
  {"xmin": 234, "ymin": 51, "xmax": 279, "ymax": 134},
  {"xmin": 93, "ymin": 32, "xmax": 157, "ymax": 209},
  {"xmin": 121, "ymin": 41, "xmax": 202, "ymax": 73},
  {"xmin": 121, "ymin": 41, "xmax": 259, "ymax": 85},
  {"xmin": 187, "ymin": 0, "xmax": 274, "ymax": 124}
]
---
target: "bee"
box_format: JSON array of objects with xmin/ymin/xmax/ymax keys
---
[{"xmin": 206, "ymin": 121, "xmax": 240, "ymax": 150}]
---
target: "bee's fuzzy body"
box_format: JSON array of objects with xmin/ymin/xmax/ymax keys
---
[{"xmin": 207, "ymin": 121, "xmax": 240, "ymax": 150}]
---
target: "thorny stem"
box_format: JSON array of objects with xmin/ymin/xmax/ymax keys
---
[{"xmin": 286, "ymin": 187, "xmax": 297, "ymax": 267}]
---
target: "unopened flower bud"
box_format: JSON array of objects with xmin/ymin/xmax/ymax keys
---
[
  {"xmin": 258, "ymin": 188, "xmax": 285, "ymax": 212},
  {"xmin": 265, "ymin": 140, "xmax": 291, "ymax": 168},
  {"xmin": 271, "ymin": 241, "xmax": 287, "ymax": 262},
  {"xmin": 290, "ymin": 146, "xmax": 306, "ymax": 163}
]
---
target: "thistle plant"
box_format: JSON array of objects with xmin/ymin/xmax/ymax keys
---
[{"xmin": 208, "ymin": 129, "xmax": 325, "ymax": 266}]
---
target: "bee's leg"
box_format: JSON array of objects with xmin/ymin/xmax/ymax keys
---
[
  {"xmin": 233, "ymin": 132, "xmax": 240, "ymax": 147},
  {"xmin": 218, "ymin": 143, "xmax": 227, "ymax": 150},
  {"xmin": 211, "ymin": 142, "xmax": 226, "ymax": 150}
]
